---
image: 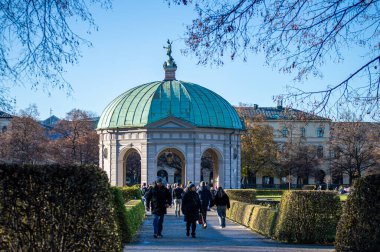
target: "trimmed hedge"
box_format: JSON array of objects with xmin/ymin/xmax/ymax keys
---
[
  {"xmin": 125, "ymin": 200, "xmax": 145, "ymax": 242},
  {"xmin": 111, "ymin": 187, "xmax": 145, "ymax": 244},
  {"xmin": 275, "ymin": 190, "xmax": 341, "ymax": 244},
  {"xmin": 117, "ymin": 185, "xmax": 142, "ymax": 202},
  {"xmin": 227, "ymin": 200, "xmax": 277, "ymax": 237},
  {"xmin": 249, "ymin": 205, "xmax": 277, "ymax": 237},
  {"xmin": 0, "ymin": 164, "xmax": 121, "ymax": 251},
  {"xmin": 111, "ymin": 187, "xmax": 130, "ymax": 245},
  {"xmin": 335, "ymin": 174, "xmax": 380, "ymax": 252},
  {"xmin": 225, "ymin": 189, "xmax": 256, "ymax": 203}
]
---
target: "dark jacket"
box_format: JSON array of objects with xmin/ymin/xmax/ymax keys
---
[
  {"xmin": 145, "ymin": 185, "xmax": 172, "ymax": 215},
  {"xmin": 141, "ymin": 186, "xmax": 149, "ymax": 198},
  {"xmin": 197, "ymin": 186, "xmax": 213, "ymax": 208},
  {"xmin": 213, "ymin": 193, "xmax": 230, "ymax": 209},
  {"xmin": 181, "ymin": 190, "xmax": 201, "ymax": 222},
  {"xmin": 172, "ymin": 187, "xmax": 184, "ymax": 200}
]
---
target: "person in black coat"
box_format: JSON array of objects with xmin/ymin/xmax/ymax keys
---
[
  {"xmin": 197, "ymin": 181, "xmax": 213, "ymax": 222},
  {"xmin": 181, "ymin": 183, "xmax": 201, "ymax": 238},
  {"xmin": 145, "ymin": 178, "xmax": 172, "ymax": 238},
  {"xmin": 212, "ymin": 187, "xmax": 230, "ymax": 228}
]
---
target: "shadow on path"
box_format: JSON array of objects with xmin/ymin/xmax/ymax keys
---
[{"xmin": 125, "ymin": 208, "xmax": 334, "ymax": 252}]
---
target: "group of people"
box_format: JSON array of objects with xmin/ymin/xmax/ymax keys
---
[{"xmin": 141, "ymin": 179, "xmax": 230, "ymax": 239}]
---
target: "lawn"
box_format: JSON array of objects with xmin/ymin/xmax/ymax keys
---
[{"xmin": 339, "ymin": 195, "xmax": 348, "ymax": 201}]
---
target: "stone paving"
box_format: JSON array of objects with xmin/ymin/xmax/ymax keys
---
[{"xmin": 125, "ymin": 208, "xmax": 334, "ymax": 252}]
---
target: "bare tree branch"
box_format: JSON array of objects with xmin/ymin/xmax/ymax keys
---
[{"xmin": 168, "ymin": 0, "xmax": 380, "ymax": 120}]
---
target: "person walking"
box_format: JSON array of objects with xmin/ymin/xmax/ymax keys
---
[
  {"xmin": 145, "ymin": 178, "xmax": 172, "ymax": 238},
  {"xmin": 181, "ymin": 183, "xmax": 201, "ymax": 238},
  {"xmin": 212, "ymin": 187, "xmax": 230, "ymax": 228},
  {"xmin": 141, "ymin": 182, "xmax": 149, "ymax": 208},
  {"xmin": 172, "ymin": 183, "xmax": 184, "ymax": 217},
  {"xmin": 197, "ymin": 181, "xmax": 213, "ymax": 223}
]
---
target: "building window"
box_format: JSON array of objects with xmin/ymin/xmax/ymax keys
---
[
  {"xmin": 300, "ymin": 127, "xmax": 306, "ymax": 137},
  {"xmin": 282, "ymin": 127, "xmax": 288, "ymax": 137},
  {"xmin": 317, "ymin": 146, "xmax": 324, "ymax": 158},
  {"xmin": 316, "ymin": 127, "xmax": 324, "ymax": 137}
]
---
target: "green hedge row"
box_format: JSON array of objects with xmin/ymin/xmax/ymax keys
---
[
  {"xmin": 117, "ymin": 185, "xmax": 142, "ymax": 202},
  {"xmin": 275, "ymin": 191, "xmax": 341, "ymax": 244},
  {"xmin": 335, "ymin": 174, "xmax": 380, "ymax": 252},
  {"xmin": 125, "ymin": 200, "xmax": 145, "ymax": 242},
  {"xmin": 227, "ymin": 200, "xmax": 277, "ymax": 237},
  {"xmin": 111, "ymin": 187, "xmax": 145, "ymax": 245},
  {"xmin": 0, "ymin": 164, "xmax": 121, "ymax": 251},
  {"xmin": 227, "ymin": 190, "xmax": 342, "ymax": 244},
  {"xmin": 225, "ymin": 189, "xmax": 256, "ymax": 203}
]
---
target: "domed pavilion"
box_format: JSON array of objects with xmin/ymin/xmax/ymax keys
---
[{"xmin": 97, "ymin": 41, "xmax": 243, "ymax": 188}]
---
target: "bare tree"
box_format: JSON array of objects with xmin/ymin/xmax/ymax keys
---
[
  {"xmin": 0, "ymin": 106, "xmax": 47, "ymax": 164},
  {"xmin": 0, "ymin": 0, "xmax": 111, "ymax": 96},
  {"xmin": 168, "ymin": 0, "xmax": 380, "ymax": 120},
  {"xmin": 275, "ymin": 126, "xmax": 321, "ymax": 188},
  {"xmin": 50, "ymin": 109, "xmax": 98, "ymax": 165},
  {"xmin": 330, "ymin": 121, "xmax": 379, "ymax": 184}
]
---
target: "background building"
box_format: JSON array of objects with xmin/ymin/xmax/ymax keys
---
[
  {"xmin": 0, "ymin": 111, "xmax": 12, "ymax": 133},
  {"xmin": 237, "ymin": 103, "xmax": 332, "ymax": 188}
]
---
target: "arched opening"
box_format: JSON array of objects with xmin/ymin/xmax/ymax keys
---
[
  {"xmin": 157, "ymin": 148, "xmax": 185, "ymax": 185},
  {"xmin": 124, "ymin": 150, "xmax": 141, "ymax": 186},
  {"xmin": 201, "ymin": 149, "xmax": 219, "ymax": 188}
]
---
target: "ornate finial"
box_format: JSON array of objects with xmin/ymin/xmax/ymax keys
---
[{"xmin": 163, "ymin": 39, "xmax": 177, "ymax": 81}]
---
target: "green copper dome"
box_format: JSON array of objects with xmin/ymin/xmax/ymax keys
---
[{"xmin": 97, "ymin": 80, "xmax": 243, "ymax": 130}]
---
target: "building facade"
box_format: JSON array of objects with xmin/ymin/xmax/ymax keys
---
[
  {"xmin": 237, "ymin": 104, "xmax": 333, "ymax": 188},
  {"xmin": 0, "ymin": 111, "xmax": 12, "ymax": 133},
  {"xmin": 97, "ymin": 48, "xmax": 243, "ymax": 188}
]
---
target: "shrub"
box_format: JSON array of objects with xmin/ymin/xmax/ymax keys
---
[
  {"xmin": 124, "ymin": 200, "xmax": 145, "ymax": 242},
  {"xmin": 111, "ymin": 187, "xmax": 129, "ymax": 245},
  {"xmin": 249, "ymin": 205, "xmax": 278, "ymax": 237},
  {"xmin": 0, "ymin": 164, "xmax": 121, "ymax": 251},
  {"xmin": 118, "ymin": 185, "xmax": 142, "ymax": 202},
  {"xmin": 335, "ymin": 174, "xmax": 380, "ymax": 252},
  {"xmin": 229, "ymin": 201, "xmax": 251, "ymax": 225},
  {"xmin": 226, "ymin": 200, "xmax": 237, "ymax": 219},
  {"xmin": 275, "ymin": 190, "xmax": 341, "ymax": 244},
  {"xmin": 111, "ymin": 187, "xmax": 145, "ymax": 244},
  {"xmin": 225, "ymin": 189, "xmax": 256, "ymax": 203},
  {"xmin": 227, "ymin": 200, "xmax": 277, "ymax": 237}
]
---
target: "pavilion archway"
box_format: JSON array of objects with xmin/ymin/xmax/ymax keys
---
[
  {"xmin": 123, "ymin": 149, "xmax": 141, "ymax": 186},
  {"xmin": 156, "ymin": 148, "xmax": 185, "ymax": 185},
  {"xmin": 201, "ymin": 148, "xmax": 221, "ymax": 188}
]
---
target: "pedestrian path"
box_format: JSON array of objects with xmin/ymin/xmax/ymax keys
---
[{"xmin": 125, "ymin": 208, "xmax": 334, "ymax": 252}]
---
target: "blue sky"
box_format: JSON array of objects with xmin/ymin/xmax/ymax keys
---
[{"xmin": 8, "ymin": 0, "xmax": 369, "ymax": 120}]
